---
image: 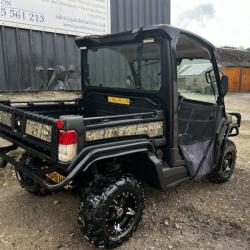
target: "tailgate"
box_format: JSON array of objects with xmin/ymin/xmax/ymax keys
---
[{"xmin": 0, "ymin": 102, "xmax": 59, "ymax": 162}]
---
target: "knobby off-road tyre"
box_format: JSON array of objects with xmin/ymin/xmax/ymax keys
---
[
  {"xmin": 15, "ymin": 169, "xmax": 50, "ymax": 196},
  {"xmin": 78, "ymin": 174, "xmax": 145, "ymax": 248},
  {"xmin": 209, "ymin": 139, "xmax": 237, "ymax": 183},
  {"xmin": 0, "ymin": 157, "xmax": 7, "ymax": 168}
]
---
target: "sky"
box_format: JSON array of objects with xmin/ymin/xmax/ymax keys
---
[{"xmin": 171, "ymin": 0, "xmax": 250, "ymax": 48}]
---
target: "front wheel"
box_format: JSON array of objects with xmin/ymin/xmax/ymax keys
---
[
  {"xmin": 78, "ymin": 174, "xmax": 145, "ymax": 248},
  {"xmin": 209, "ymin": 139, "xmax": 237, "ymax": 183}
]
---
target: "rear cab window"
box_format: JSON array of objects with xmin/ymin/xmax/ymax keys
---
[{"xmin": 86, "ymin": 40, "xmax": 162, "ymax": 91}]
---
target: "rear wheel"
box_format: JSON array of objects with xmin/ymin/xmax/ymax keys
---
[
  {"xmin": 78, "ymin": 174, "xmax": 145, "ymax": 248},
  {"xmin": 15, "ymin": 169, "xmax": 50, "ymax": 195},
  {"xmin": 0, "ymin": 157, "xmax": 7, "ymax": 168},
  {"xmin": 209, "ymin": 139, "xmax": 237, "ymax": 183}
]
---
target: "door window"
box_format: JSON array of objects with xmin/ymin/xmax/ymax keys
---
[
  {"xmin": 177, "ymin": 58, "xmax": 218, "ymax": 103},
  {"xmin": 176, "ymin": 35, "xmax": 218, "ymax": 104}
]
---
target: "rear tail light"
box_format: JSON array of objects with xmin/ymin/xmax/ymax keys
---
[{"xmin": 58, "ymin": 130, "xmax": 78, "ymax": 163}]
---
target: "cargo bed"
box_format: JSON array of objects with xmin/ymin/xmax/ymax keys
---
[{"xmin": 0, "ymin": 98, "xmax": 164, "ymax": 164}]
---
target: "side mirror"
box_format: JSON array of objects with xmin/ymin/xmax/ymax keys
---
[{"xmin": 221, "ymin": 75, "xmax": 228, "ymax": 97}]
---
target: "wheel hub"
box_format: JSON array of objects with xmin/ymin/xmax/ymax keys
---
[
  {"xmin": 105, "ymin": 191, "xmax": 138, "ymax": 239},
  {"xmin": 117, "ymin": 208, "xmax": 124, "ymax": 217},
  {"xmin": 223, "ymin": 151, "xmax": 233, "ymax": 173}
]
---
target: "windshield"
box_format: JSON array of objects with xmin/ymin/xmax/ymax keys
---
[{"xmin": 86, "ymin": 42, "xmax": 162, "ymax": 90}]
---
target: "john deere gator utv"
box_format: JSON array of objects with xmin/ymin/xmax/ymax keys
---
[{"xmin": 0, "ymin": 25, "xmax": 241, "ymax": 248}]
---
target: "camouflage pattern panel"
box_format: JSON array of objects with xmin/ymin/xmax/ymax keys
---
[
  {"xmin": 85, "ymin": 121, "xmax": 164, "ymax": 142},
  {"xmin": 25, "ymin": 120, "xmax": 52, "ymax": 143},
  {"xmin": 0, "ymin": 110, "xmax": 12, "ymax": 127}
]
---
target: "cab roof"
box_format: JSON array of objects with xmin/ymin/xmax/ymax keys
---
[{"xmin": 75, "ymin": 24, "xmax": 215, "ymax": 51}]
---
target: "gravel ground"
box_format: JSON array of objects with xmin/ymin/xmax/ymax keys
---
[{"xmin": 0, "ymin": 92, "xmax": 249, "ymax": 250}]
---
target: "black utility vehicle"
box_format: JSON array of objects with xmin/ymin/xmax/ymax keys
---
[{"xmin": 0, "ymin": 25, "xmax": 241, "ymax": 248}]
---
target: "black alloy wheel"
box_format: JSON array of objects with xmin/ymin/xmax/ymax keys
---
[
  {"xmin": 78, "ymin": 173, "xmax": 145, "ymax": 248},
  {"xmin": 209, "ymin": 139, "xmax": 237, "ymax": 183},
  {"xmin": 105, "ymin": 190, "xmax": 138, "ymax": 241},
  {"xmin": 221, "ymin": 150, "xmax": 234, "ymax": 178}
]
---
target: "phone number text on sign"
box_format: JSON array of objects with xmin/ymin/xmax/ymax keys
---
[
  {"xmin": 0, "ymin": 0, "xmax": 110, "ymax": 36},
  {"xmin": 0, "ymin": 7, "xmax": 45, "ymax": 23}
]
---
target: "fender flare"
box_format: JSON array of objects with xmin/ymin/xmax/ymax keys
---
[
  {"xmin": 0, "ymin": 138, "xmax": 157, "ymax": 191},
  {"xmin": 47, "ymin": 139, "xmax": 156, "ymax": 191}
]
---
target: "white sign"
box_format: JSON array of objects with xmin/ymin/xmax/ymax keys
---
[{"xmin": 0, "ymin": 0, "xmax": 111, "ymax": 36}]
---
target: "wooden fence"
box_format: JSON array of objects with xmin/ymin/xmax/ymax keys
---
[{"xmin": 222, "ymin": 67, "xmax": 250, "ymax": 92}]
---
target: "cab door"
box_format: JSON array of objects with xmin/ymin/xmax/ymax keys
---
[{"xmin": 175, "ymin": 35, "xmax": 224, "ymax": 179}]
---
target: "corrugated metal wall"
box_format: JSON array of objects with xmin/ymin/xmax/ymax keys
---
[
  {"xmin": 0, "ymin": 27, "xmax": 81, "ymax": 91},
  {"xmin": 0, "ymin": 0, "xmax": 170, "ymax": 92},
  {"xmin": 111, "ymin": 0, "xmax": 170, "ymax": 32}
]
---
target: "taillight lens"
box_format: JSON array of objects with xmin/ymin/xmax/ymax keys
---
[
  {"xmin": 59, "ymin": 130, "xmax": 78, "ymax": 145},
  {"xmin": 58, "ymin": 130, "xmax": 78, "ymax": 163}
]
